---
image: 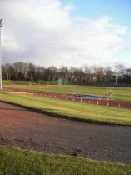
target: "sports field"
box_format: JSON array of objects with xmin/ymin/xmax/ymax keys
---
[
  {"xmin": 0, "ymin": 91, "xmax": 131, "ymax": 125},
  {"xmin": 5, "ymin": 82, "xmax": 131, "ymax": 102},
  {"xmin": 0, "ymin": 83, "xmax": 131, "ymax": 174}
]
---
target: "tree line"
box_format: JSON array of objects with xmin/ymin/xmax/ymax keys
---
[{"xmin": 2, "ymin": 62, "xmax": 131, "ymax": 86}]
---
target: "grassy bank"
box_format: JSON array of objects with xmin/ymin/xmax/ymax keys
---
[
  {"xmin": 5, "ymin": 83, "xmax": 131, "ymax": 102},
  {"xmin": 0, "ymin": 91, "xmax": 131, "ymax": 125},
  {"xmin": 0, "ymin": 146, "xmax": 130, "ymax": 175}
]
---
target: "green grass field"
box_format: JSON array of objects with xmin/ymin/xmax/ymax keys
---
[
  {"xmin": 0, "ymin": 146, "xmax": 130, "ymax": 175},
  {"xmin": 0, "ymin": 83, "xmax": 131, "ymax": 174},
  {"xmin": 5, "ymin": 82, "xmax": 131, "ymax": 102},
  {"xmin": 0, "ymin": 91, "xmax": 131, "ymax": 125}
]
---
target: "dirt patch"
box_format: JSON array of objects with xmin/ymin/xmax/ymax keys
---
[{"xmin": 0, "ymin": 102, "xmax": 131, "ymax": 163}]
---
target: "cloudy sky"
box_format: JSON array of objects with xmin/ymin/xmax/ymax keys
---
[{"xmin": 0, "ymin": 0, "xmax": 131, "ymax": 67}]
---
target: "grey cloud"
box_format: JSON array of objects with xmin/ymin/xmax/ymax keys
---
[{"xmin": 0, "ymin": 0, "xmax": 131, "ymax": 67}]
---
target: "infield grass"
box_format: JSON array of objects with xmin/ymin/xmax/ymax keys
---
[
  {"xmin": 5, "ymin": 83, "xmax": 131, "ymax": 102},
  {"xmin": 0, "ymin": 91, "xmax": 131, "ymax": 125}
]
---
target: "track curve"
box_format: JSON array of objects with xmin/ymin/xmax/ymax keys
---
[{"xmin": 0, "ymin": 102, "xmax": 131, "ymax": 163}]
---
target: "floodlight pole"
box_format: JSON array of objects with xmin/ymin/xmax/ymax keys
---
[{"xmin": 0, "ymin": 19, "xmax": 3, "ymax": 90}]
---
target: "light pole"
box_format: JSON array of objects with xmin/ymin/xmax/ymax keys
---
[{"xmin": 0, "ymin": 19, "xmax": 3, "ymax": 89}]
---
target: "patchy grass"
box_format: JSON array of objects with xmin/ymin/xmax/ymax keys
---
[
  {"xmin": 0, "ymin": 146, "xmax": 130, "ymax": 175},
  {"xmin": 5, "ymin": 83, "xmax": 131, "ymax": 102},
  {"xmin": 0, "ymin": 91, "xmax": 131, "ymax": 125}
]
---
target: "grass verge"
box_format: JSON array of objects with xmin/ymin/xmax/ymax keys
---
[
  {"xmin": 0, "ymin": 146, "xmax": 130, "ymax": 175},
  {"xmin": 5, "ymin": 83, "xmax": 131, "ymax": 102},
  {"xmin": 0, "ymin": 91, "xmax": 131, "ymax": 126}
]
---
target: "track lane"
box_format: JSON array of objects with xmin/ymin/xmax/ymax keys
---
[{"xmin": 0, "ymin": 102, "xmax": 131, "ymax": 163}]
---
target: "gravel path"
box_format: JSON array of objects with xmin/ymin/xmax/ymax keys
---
[{"xmin": 0, "ymin": 102, "xmax": 131, "ymax": 163}]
